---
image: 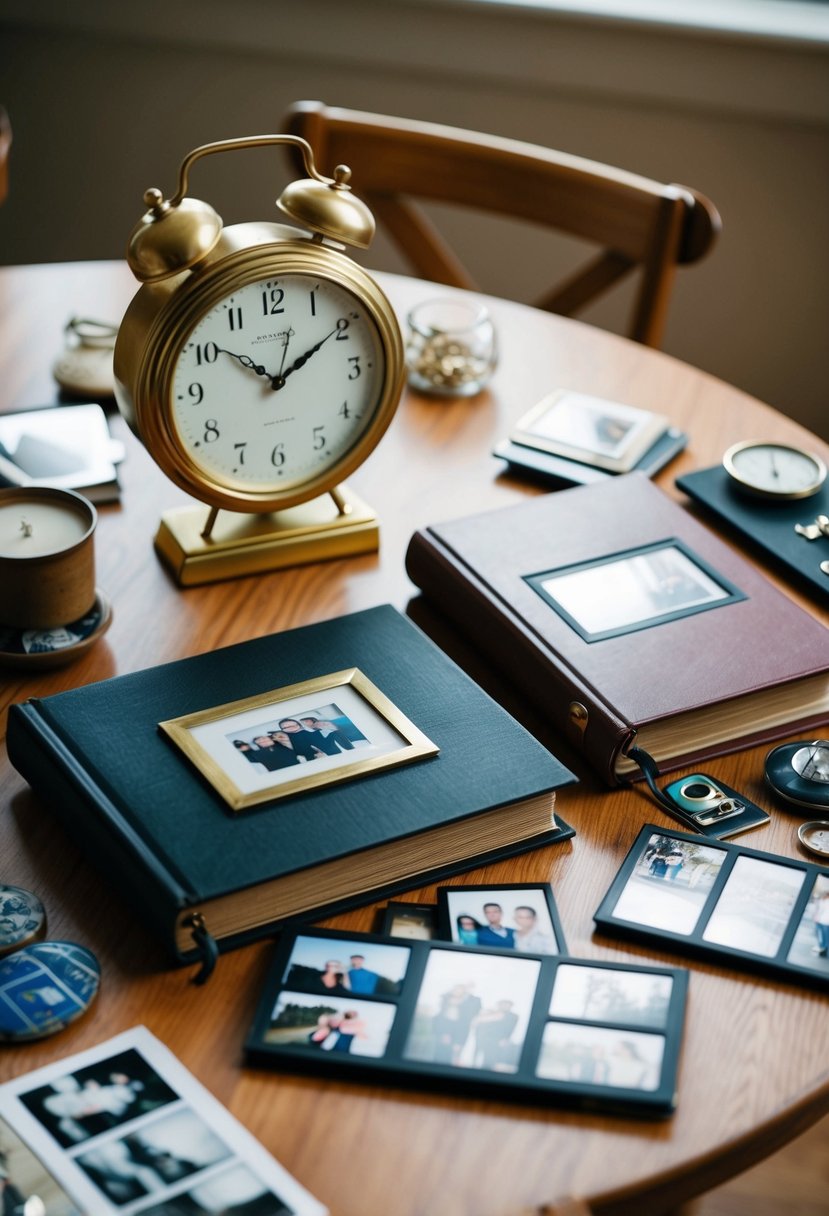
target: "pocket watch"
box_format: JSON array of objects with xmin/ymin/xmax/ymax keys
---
[
  {"xmin": 114, "ymin": 134, "xmax": 405, "ymax": 584},
  {"xmin": 722, "ymin": 440, "xmax": 827, "ymax": 501}
]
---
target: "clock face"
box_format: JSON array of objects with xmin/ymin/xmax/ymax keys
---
[
  {"xmin": 169, "ymin": 272, "xmax": 386, "ymax": 497},
  {"xmin": 723, "ymin": 441, "xmax": 827, "ymax": 500}
]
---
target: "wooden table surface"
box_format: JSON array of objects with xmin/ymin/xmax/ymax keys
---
[{"xmin": 1, "ymin": 261, "xmax": 827, "ymax": 1216}]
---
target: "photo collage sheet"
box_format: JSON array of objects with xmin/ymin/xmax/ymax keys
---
[
  {"xmin": 246, "ymin": 884, "xmax": 689, "ymax": 1115},
  {"xmin": 595, "ymin": 825, "xmax": 829, "ymax": 990},
  {"xmin": 0, "ymin": 1027, "xmax": 327, "ymax": 1216}
]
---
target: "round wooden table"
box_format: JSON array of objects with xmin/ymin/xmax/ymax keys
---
[{"xmin": 1, "ymin": 261, "xmax": 827, "ymax": 1216}]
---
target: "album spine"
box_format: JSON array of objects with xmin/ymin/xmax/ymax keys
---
[
  {"xmin": 7, "ymin": 700, "xmax": 190, "ymax": 961},
  {"xmin": 405, "ymin": 527, "xmax": 634, "ymax": 785}
]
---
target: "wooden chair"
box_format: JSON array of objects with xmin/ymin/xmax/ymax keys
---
[
  {"xmin": 0, "ymin": 107, "xmax": 11, "ymax": 206},
  {"xmin": 284, "ymin": 101, "xmax": 721, "ymax": 349}
]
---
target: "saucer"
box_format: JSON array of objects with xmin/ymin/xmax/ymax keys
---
[
  {"xmin": 0, "ymin": 589, "xmax": 112, "ymax": 668},
  {"xmin": 797, "ymin": 821, "xmax": 829, "ymax": 859}
]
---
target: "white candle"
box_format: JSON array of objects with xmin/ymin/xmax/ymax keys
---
[
  {"xmin": 0, "ymin": 498, "xmax": 91, "ymax": 557},
  {"xmin": 0, "ymin": 487, "xmax": 97, "ymax": 628}
]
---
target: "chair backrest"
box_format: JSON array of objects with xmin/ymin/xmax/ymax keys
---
[
  {"xmin": 0, "ymin": 107, "xmax": 11, "ymax": 206},
  {"xmin": 284, "ymin": 101, "xmax": 721, "ymax": 349}
]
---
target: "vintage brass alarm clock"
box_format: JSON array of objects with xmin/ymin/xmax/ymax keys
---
[{"xmin": 114, "ymin": 134, "xmax": 405, "ymax": 584}]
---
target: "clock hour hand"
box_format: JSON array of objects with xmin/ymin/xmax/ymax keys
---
[
  {"xmin": 271, "ymin": 326, "xmax": 338, "ymax": 391},
  {"xmin": 217, "ymin": 347, "xmax": 275, "ymax": 381}
]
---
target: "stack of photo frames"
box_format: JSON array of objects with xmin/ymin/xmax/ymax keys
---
[
  {"xmin": 0, "ymin": 1027, "xmax": 327, "ymax": 1216},
  {"xmin": 246, "ymin": 884, "xmax": 689, "ymax": 1117},
  {"xmin": 594, "ymin": 825, "xmax": 829, "ymax": 992}
]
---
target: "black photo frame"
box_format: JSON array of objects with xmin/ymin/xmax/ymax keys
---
[
  {"xmin": 246, "ymin": 927, "xmax": 688, "ymax": 1116},
  {"xmin": 436, "ymin": 882, "xmax": 566, "ymax": 956},
  {"xmin": 524, "ymin": 539, "xmax": 746, "ymax": 643},
  {"xmin": 594, "ymin": 824, "xmax": 829, "ymax": 992}
]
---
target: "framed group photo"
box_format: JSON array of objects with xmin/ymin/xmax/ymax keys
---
[
  {"xmin": 594, "ymin": 824, "xmax": 829, "ymax": 991},
  {"xmin": 437, "ymin": 883, "xmax": 565, "ymax": 955},
  {"xmin": 159, "ymin": 668, "xmax": 439, "ymax": 811},
  {"xmin": 246, "ymin": 927, "xmax": 688, "ymax": 1115}
]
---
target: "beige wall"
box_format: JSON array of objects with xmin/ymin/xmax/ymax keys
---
[{"xmin": 0, "ymin": 0, "xmax": 826, "ymax": 436}]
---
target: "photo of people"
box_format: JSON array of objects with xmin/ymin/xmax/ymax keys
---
[
  {"xmin": 403, "ymin": 948, "xmax": 540, "ymax": 1073},
  {"xmin": 702, "ymin": 856, "xmax": 806, "ymax": 957},
  {"xmin": 264, "ymin": 992, "xmax": 396, "ymax": 1058},
  {"xmin": 532, "ymin": 541, "xmax": 734, "ymax": 642},
  {"xmin": 610, "ymin": 833, "xmax": 727, "ymax": 936},
  {"xmin": 536, "ymin": 1022, "xmax": 665, "ymax": 1091},
  {"xmin": 442, "ymin": 886, "xmax": 560, "ymax": 954},
  {"xmin": 282, "ymin": 935, "xmax": 410, "ymax": 997},
  {"xmin": 788, "ymin": 874, "xmax": 829, "ymax": 973},
  {"xmin": 137, "ymin": 1161, "xmax": 293, "ymax": 1215},
  {"xmin": 549, "ymin": 965, "xmax": 674, "ymax": 1030},
  {"xmin": 19, "ymin": 1049, "xmax": 178, "ymax": 1150},
  {"xmin": 161, "ymin": 670, "xmax": 438, "ymax": 811},
  {"xmin": 381, "ymin": 902, "xmax": 436, "ymax": 941},
  {"xmin": 75, "ymin": 1107, "xmax": 231, "ymax": 1206},
  {"xmin": 0, "ymin": 1116, "xmax": 79, "ymax": 1215}
]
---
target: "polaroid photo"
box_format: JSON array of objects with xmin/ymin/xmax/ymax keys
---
[
  {"xmin": 0, "ymin": 1026, "xmax": 327, "ymax": 1215},
  {"xmin": 510, "ymin": 389, "xmax": 669, "ymax": 473},
  {"xmin": 548, "ymin": 963, "xmax": 674, "ymax": 1031},
  {"xmin": 160, "ymin": 667, "xmax": 438, "ymax": 811},
  {"xmin": 380, "ymin": 902, "xmax": 437, "ymax": 941},
  {"xmin": 525, "ymin": 540, "xmax": 745, "ymax": 643},
  {"xmin": 281, "ymin": 933, "xmax": 411, "ymax": 998},
  {"xmin": 536, "ymin": 1022, "xmax": 666, "ymax": 1092},
  {"xmin": 437, "ymin": 883, "xmax": 565, "ymax": 955},
  {"xmin": 595, "ymin": 824, "xmax": 829, "ymax": 991}
]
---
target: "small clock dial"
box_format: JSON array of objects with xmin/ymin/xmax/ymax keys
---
[
  {"xmin": 170, "ymin": 273, "xmax": 385, "ymax": 494},
  {"xmin": 723, "ymin": 441, "xmax": 827, "ymax": 500}
]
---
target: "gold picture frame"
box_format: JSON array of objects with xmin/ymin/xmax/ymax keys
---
[{"xmin": 159, "ymin": 668, "xmax": 439, "ymax": 812}]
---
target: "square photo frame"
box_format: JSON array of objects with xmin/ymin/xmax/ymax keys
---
[
  {"xmin": 510, "ymin": 389, "xmax": 669, "ymax": 473},
  {"xmin": 246, "ymin": 927, "xmax": 687, "ymax": 1116},
  {"xmin": 437, "ymin": 883, "xmax": 566, "ymax": 956},
  {"xmin": 525, "ymin": 539, "xmax": 745, "ymax": 643},
  {"xmin": 594, "ymin": 824, "xmax": 829, "ymax": 991},
  {"xmin": 159, "ymin": 667, "xmax": 439, "ymax": 811}
]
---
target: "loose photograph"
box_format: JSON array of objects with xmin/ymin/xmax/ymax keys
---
[
  {"xmin": 702, "ymin": 856, "xmax": 806, "ymax": 957},
  {"xmin": 160, "ymin": 668, "xmax": 438, "ymax": 811},
  {"xmin": 282, "ymin": 935, "xmax": 411, "ymax": 997},
  {"xmin": 787, "ymin": 873, "xmax": 829, "ymax": 973},
  {"xmin": 19, "ymin": 1048, "xmax": 179, "ymax": 1150},
  {"xmin": 511, "ymin": 389, "xmax": 667, "ymax": 472},
  {"xmin": 526, "ymin": 541, "xmax": 740, "ymax": 642},
  {"xmin": 608, "ymin": 832, "xmax": 727, "ymax": 936},
  {"xmin": 75, "ymin": 1107, "xmax": 231, "ymax": 1206},
  {"xmin": 403, "ymin": 948, "xmax": 540, "ymax": 1073},
  {"xmin": 0, "ymin": 1114, "xmax": 79, "ymax": 1215},
  {"xmin": 381, "ymin": 902, "xmax": 436, "ymax": 941},
  {"xmin": 440, "ymin": 885, "xmax": 560, "ymax": 954},
  {"xmin": 264, "ymin": 992, "xmax": 397, "ymax": 1058},
  {"xmin": 549, "ymin": 964, "xmax": 673, "ymax": 1030},
  {"xmin": 536, "ymin": 1022, "xmax": 665, "ymax": 1092},
  {"xmin": 134, "ymin": 1161, "xmax": 294, "ymax": 1216}
]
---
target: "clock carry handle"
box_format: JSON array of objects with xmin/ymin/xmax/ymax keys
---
[{"xmin": 127, "ymin": 133, "xmax": 375, "ymax": 283}]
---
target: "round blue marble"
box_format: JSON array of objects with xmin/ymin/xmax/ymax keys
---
[
  {"xmin": 0, "ymin": 941, "xmax": 101, "ymax": 1041},
  {"xmin": 0, "ymin": 883, "xmax": 47, "ymax": 957}
]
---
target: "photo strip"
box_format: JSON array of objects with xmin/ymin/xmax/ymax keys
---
[
  {"xmin": 0, "ymin": 1027, "xmax": 327, "ymax": 1216},
  {"xmin": 438, "ymin": 883, "xmax": 565, "ymax": 955},
  {"xmin": 246, "ymin": 927, "xmax": 687, "ymax": 1115},
  {"xmin": 160, "ymin": 668, "xmax": 438, "ymax": 811},
  {"xmin": 595, "ymin": 824, "xmax": 829, "ymax": 991}
]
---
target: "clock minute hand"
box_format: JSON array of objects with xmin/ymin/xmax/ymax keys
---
[{"xmin": 271, "ymin": 327, "xmax": 338, "ymax": 391}]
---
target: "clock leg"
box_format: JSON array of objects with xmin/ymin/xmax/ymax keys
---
[
  {"xmin": 200, "ymin": 505, "xmax": 220, "ymax": 541},
  {"xmin": 329, "ymin": 486, "xmax": 353, "ymax": 517}
]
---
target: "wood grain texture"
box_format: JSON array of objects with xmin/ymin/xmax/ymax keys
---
[{"xmin": 0, "ymin": 261, "xmax": 827, "ymax": 1216}]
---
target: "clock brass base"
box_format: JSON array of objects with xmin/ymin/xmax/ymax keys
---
[{"xmin": 154, "ymin": 486, "xmax": 379, "ymax": 586}]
